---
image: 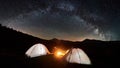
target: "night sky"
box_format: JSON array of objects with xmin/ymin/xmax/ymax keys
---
[{"xmin": 0, "ymin": 0, "xmax": 120, "ymax": 41}]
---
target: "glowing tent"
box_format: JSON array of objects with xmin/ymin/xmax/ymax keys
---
[
  {"xmin": 25, "ymin": 43, "xmax": 50, "ymax": 58},
  {"xmin": 63, "ymin": 48, "xmax": 91, "ymax": 65}
]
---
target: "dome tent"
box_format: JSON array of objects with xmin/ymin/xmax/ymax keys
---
[
  {"xmin": 25, "ymin": 43, "xmax": 50, "ymax": 58},
  {"xmin": 63, "ymin": 48, "xmax": 91, "ymax": 65}
]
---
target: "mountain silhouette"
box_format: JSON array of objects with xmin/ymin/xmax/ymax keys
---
[{"xmin": 0, "ymin": 24, "xmax": 120, "ymax": 68}]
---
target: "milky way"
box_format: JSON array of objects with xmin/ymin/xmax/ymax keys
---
[{"xmin": 0, "ymin": 0, "xmax": 119, "ymax": 41}]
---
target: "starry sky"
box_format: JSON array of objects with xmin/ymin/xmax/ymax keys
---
[{"xmin": 0, "ymin": 0, "xmax": 120, "ymax": 41}]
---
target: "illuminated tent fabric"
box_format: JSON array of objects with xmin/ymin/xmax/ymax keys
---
[
  {"xmin": 25, "ymin": 43, "xmax": 50, "ymax": 58},
  {"xmin": 63, "ymin": 48, "xmax": 91, "ymax": 65}
]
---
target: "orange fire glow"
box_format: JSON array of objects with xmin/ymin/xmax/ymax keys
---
[
  {"xmin": 53, "ymin": 47, "xmax": 66, "ymax": 58},
  {"xmin": 56, "ymin": 51, "xmax": 65, "ymax": 57}
]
